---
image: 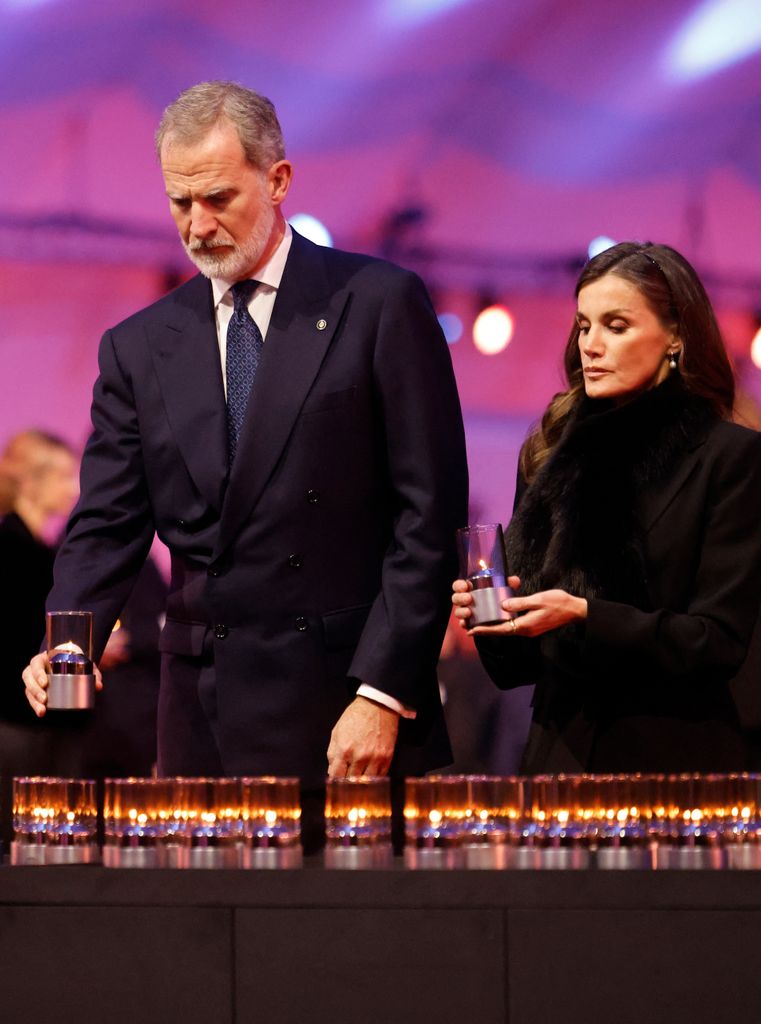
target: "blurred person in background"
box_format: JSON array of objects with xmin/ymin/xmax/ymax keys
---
[
  {"xmin": 0, "ymin": 432, "xmax": 165, "ymax": 846},
  {"xmin": 453, "ymin": 242, "xmax": 761, "ymax": 773},
  {"xmin": 0, "ymin": 430, "xmax": 82, "ymax": 844},
  {"xmin": 437, "ymin": 613, "xmax": 531, "ymax": 775},
  {"xmin": 0, "ymin": 430, "xmax": 79, "ymax": 724}
]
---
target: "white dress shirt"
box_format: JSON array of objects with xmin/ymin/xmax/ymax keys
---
[{"xmin": 210, "ymin": 225, "xmax": 414, "ymax": 719}]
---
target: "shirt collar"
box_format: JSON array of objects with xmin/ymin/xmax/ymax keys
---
[{"xmin": 211, "ymin": 223, "xmax": 293, "ymax": 309}]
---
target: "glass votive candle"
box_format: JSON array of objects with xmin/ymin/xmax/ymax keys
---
[
  {"xmin": 12, "ymin": 777, "xmax": 98, "ymax": 865},
  {"xmin": 653, "ymin": 773, "xmax": 724, "ymax": 870},
  {"xmin": 103, "ymin": 778, "xmax": 170, "ymax": 868},
  {"xmin": 324, "ymin": 777, "xmax": 392, "ymax": 869},
  {"xmin": 456, "ymin": 524, "xmax": 513, "ymax": 626},
  {"xmin": 167, "ymin": 777, "xmax": 243, "ymax": 869},
  {"xmin": 46, "ymin": 778, "xmax": 98, "ymax": 864},
  {"xmin": 46, "ymin": 610, "xmax": 96, "ymax": 710},
  {"xmin": 722, "ymin": 774, "xmax": 761, "ymax": 869},
  {"xmin": 11, "ymin": 777, "xmax": 53, "ymax": 865},
  {"xmin": 593, "ymin": 774, "xmax": 654, "ymax": 870},
  {"xmin": 461, "ymin": 776, "xmax": 524, "ymax": 869},
  {"xmin": 161, "ymin": 776, "xmax": 192, "ymax": 855},
  {"xmin": 404, "ymin": 775, "xmax": 467, "ymax": 869},
  {"xmin": 527, "ymin": 774, "xmax": 590, "ymax": 869},
  {"xmin": 240, "ymin": 777, "xmax": 302, "ymax": 869}
]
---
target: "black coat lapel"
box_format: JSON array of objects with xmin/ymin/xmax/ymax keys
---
[
  {"xmin": 147, "ymin": 275, "xmax": 229, "ymax": 512},
  {"xmin": 214, "ymin": 233, "xmax": 349, "ymax": 558},
  {"xmin": 639, "ymin": 438, "xmax": 705, "ymax": 532}
]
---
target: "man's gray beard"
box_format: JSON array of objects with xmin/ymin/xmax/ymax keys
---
[{"xmin": 183, "ymin": 207, "xmax": 276, "ymax": 281}]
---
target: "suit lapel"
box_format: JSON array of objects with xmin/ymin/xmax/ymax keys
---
[
  {"xmin": 640, "ymin": 438, "xmax": 705, "ymax": 532},
  {"xmin": 214, "ymin": 233, "xmax": 348, "ymax": 558},
  {"xmin": 147, "ymin": 275, "xmax": 229, "ymax": 512}
]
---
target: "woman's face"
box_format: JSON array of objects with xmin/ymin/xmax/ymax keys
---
[
  {"xmin": 576, "ymin": 273, "xmax": 679, "ymax": 403},
  {"xmin": 24, "ymin": 447, "xmax": 79, "ymax": 516}
]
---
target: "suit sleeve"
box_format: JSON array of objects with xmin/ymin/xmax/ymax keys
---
[
  {"xmin": 580, "ymin": 427, "xmax": 761, "ymax": 681},
  {"xmin": 347, "ymin": 271, "xmax": 468, "ymax": 707},
  {"xmin": 46, "ymin": 329, "xmax": 155, "ymax": 659}
]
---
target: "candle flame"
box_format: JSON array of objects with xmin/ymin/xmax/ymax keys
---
[{"xmin": 53, "ymin": 641, "xmax": 85, "ymax": 655}]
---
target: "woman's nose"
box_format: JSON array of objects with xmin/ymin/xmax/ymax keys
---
[{"xmin": 581, "ymin": 325, "xmax": 604, "ymax": 355}]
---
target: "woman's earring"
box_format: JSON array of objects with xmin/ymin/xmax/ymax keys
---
[{"xmin": 668, "ymin": 352, "xmax": 678, "ymax": 370}]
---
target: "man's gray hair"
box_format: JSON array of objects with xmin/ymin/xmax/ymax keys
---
[{"xmin": 156, "ymin": 81, "xmax": 285, "ymax": 170}]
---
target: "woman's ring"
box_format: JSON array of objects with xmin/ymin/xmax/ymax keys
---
[{"xmin": 508, "ymin": 617, "xmax": 518, "ymax": 634}]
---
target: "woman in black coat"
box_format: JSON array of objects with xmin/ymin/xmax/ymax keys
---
[{"xmin": 453, "ymin": 242, "xmax": 761, "ymax": 773}]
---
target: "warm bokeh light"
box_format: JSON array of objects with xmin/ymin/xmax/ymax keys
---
[
  {"xmin": 588, "ymin": 235, "xmax": 617, "ymax": 260},
  {"xmin": 472, "ymin": 305, "xmax": 514, "ymax": 355},
  {"xmin": 288, "ymin": 213, "xmax": 333, "ymax": 247},
  {"xmin": 751, "ymin": 326, "xmax": 761, "ymax": 369},
  {"xmin": 668, "ymin": 0, "xmax": 761, "ymax": 80}
]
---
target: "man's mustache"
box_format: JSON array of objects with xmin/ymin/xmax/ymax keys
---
[{"xmin": 187, "ymin": 238, "xmax": 233, "ymax": 252}]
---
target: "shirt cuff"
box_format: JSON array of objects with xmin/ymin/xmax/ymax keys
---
[{"xmin": 356, "ymin": 684, "xmax": 417, "ymax": 719}]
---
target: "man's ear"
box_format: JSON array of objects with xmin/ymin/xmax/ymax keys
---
[{"xmin": 267, "ymin": 160, "xmax": 293, "ymax": 206}]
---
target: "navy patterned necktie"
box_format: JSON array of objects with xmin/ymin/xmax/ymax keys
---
[{"xmin": 226, "ymin": 280, "xmax": 263, "ymax": 463}]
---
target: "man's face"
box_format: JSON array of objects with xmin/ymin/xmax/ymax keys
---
[{"xmin": 161, "ymin": 121, "xmax": 287, "ymax": 281}]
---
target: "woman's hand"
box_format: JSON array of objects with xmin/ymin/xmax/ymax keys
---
[
  {"xmin": 498, "ymin": 588, "xmax": 587, "ymax": 637},
  {"xmin": 451, "ymin": 577, "xmax": 587, "ymax": 638},
  {"xmin": 451, "ymin": 575, "xmax": 522, "ymax": 634}
]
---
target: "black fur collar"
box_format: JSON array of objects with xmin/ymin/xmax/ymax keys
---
[{"xmin": 506, "ymin": 376, "xmax": 716, "ymax": 605}]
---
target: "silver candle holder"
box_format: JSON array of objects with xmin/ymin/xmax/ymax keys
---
[
  {"xmin": 103, "ymin": 778, "xmax": 171, "ymax": 868},
  {"xmin": 404, "ymin": 776, "xmax": 468, "ymax": 869},
  {"xmin": 11, "ymin": 777, "xmax": 99, "ymax": 865},
  {"xmin": 324, "ymin": 777, "xmax": 393, "ymax": 869},
  {"xmin": 46, "ymin": 611, "xmax": 96, "ymax": 710},
  {"xmin": 461, "ymin": 776, "xmax": 524, "ymax": 869},
  {"xmin": 240, "ymin": 777, "xmax": 303, "ymax": 869},
  {"xmin": 456, "ymin": 524, "xmax": 514, "ymax": 626}
]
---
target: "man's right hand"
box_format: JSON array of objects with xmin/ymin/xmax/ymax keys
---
[
  {"xmin": 22, "ymin": 654, "xmax": 104, "ymax": 716},
  {"xmin": 22, "ymin": 653, "xmax": 51, "ymax": 716}
]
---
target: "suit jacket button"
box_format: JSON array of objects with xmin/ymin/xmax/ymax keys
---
[
  {"xmin": 306, "ymin": 489, "xmax": 320, "ymax": 504},
  {"xmin": 288, "ymin": 554, "xmax": 302, "ymax": 568},
  {"xmin": 214, "ymin": 624, "xmax": 228, "ymax": 639},
  {"xmin": 208, "ymin": 566, "xmax": 219, "ymax": 578},
  {"xmin": 295, "ymin": 616, "xmax": 308, "ymax": 632},
  {"xmin": 177, "ymin": 519, "xmax": 187, "ymax": 530}
]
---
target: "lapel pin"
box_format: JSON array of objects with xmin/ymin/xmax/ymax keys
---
[{"xmin": 316, "ymin": 319, "xmax": 328, "ymax": 331}]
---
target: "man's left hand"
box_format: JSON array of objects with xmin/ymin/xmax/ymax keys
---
[{"xmin": 327, "ymin": 696, "xmax": 400, "ymax": 778}]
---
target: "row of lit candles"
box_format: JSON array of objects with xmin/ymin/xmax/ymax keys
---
[{"xmin": 10, "ymin": 774, "xmax": 761, "ymax": 868}]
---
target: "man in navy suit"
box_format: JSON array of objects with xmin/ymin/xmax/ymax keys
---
[{"xmin": 23, "ymin": 82, "xmax": 467, "ymax": 800}]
